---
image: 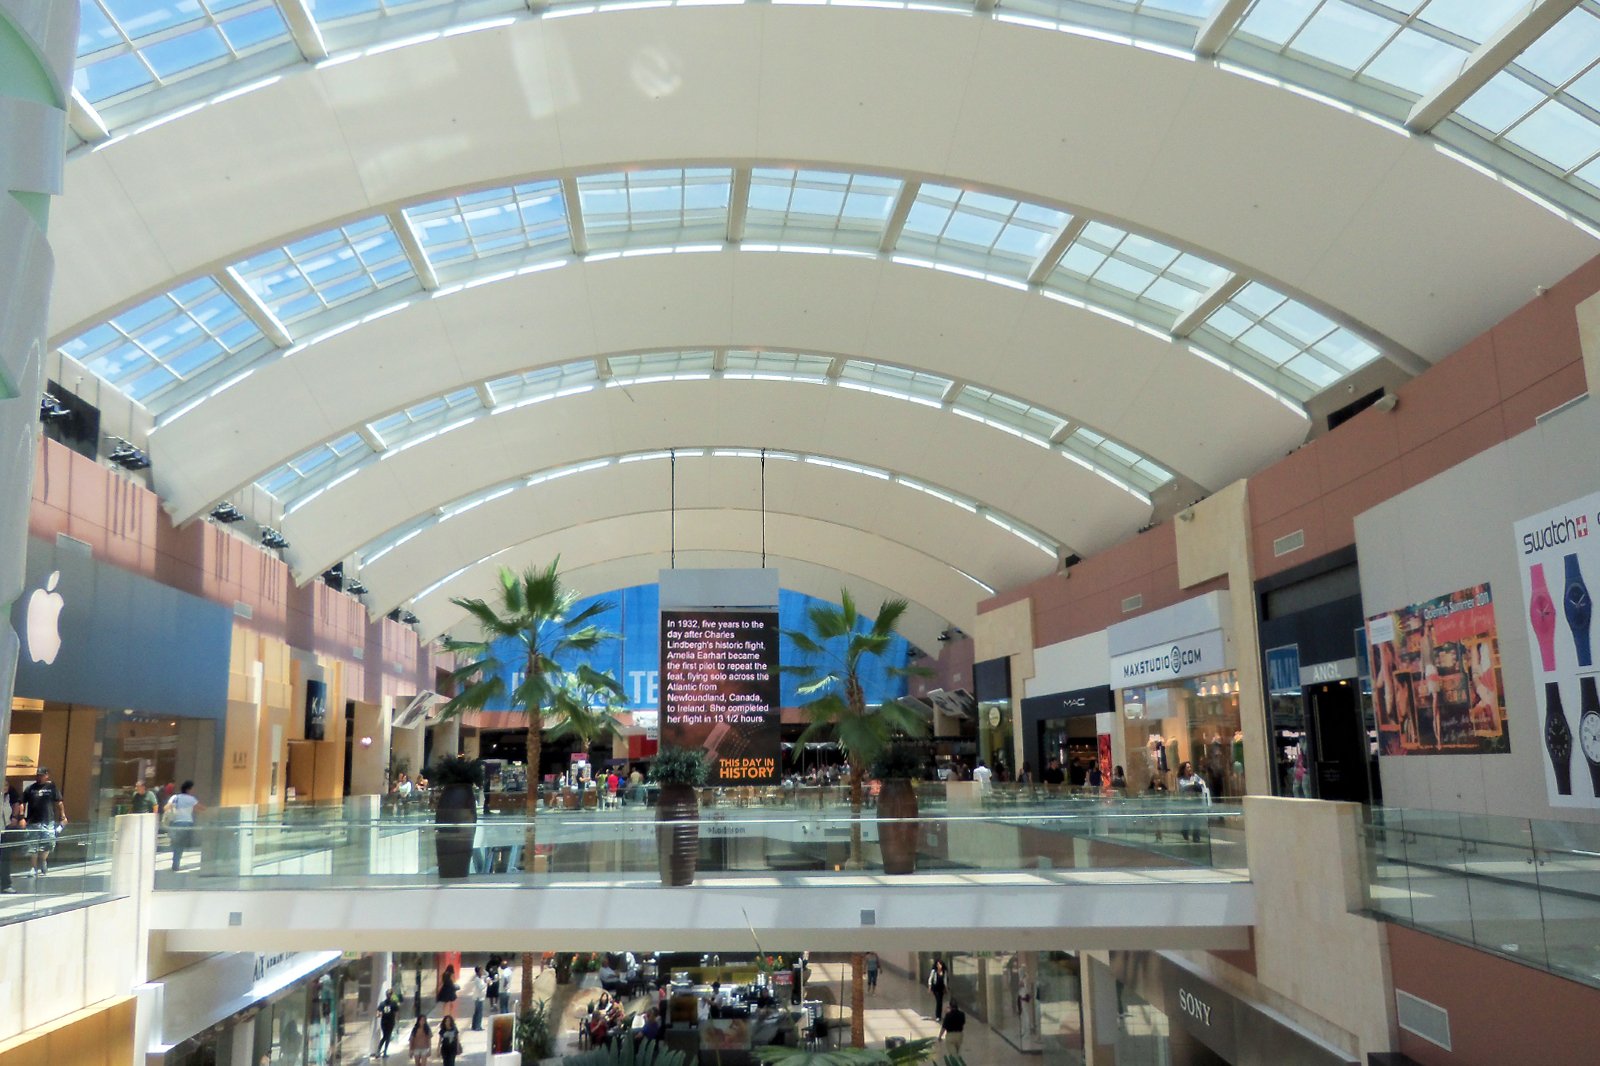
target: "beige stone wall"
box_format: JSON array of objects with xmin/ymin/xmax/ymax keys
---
[
  {"xmin": 973, "ymin": 597, "xmax": 1036, "ymax": 775},
  {"xmin": 1173, "ymin": 480, "xmax": 1270, "ymax": 795},
  {"xmin": 1179, "ymin": 797, "xmax": 1395, "ymax": 1060}
]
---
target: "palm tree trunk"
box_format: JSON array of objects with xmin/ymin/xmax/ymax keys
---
[
  {"xmin": 522, "ymin": 716, "xmax": 542, "ymax": 1012},
  {"xmin": 850, "ymin": 952, "xmax": 866, "ymax": 1047},
  {"xmin": 847, "ymin": 763, "xmax": 864, "ymax": 868}
]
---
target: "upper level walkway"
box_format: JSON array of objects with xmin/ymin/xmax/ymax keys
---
[{"xmin": 144, "ymin": 795, "xmax": 1255, "ymax": 953}]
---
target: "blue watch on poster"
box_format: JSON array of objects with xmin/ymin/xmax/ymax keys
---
[{"xmin": 1565, "ymin": 553, "xmax": 1593, "ymax": 668}]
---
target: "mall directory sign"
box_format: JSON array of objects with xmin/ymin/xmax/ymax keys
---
[
  {"xmin": 660, "ymin": 609, "xmax": 781, "ymax": 784},
  {"xmin": 1516, "ymin": 489, "xmax": 1600, "ymax": 809}
]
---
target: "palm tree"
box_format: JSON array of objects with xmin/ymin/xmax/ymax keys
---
[
  {"xmin": 438, "ymin": 559, "xmax": 623, "ymax": 1008},
  {"xmin": 784, "ymin": 589, "xmax": 928, "ymax": 1047}
]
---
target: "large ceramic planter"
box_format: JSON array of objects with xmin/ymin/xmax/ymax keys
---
[
  {"xmin": 877, "ymin": 779, "xmax": 920, "ymax": 875},
  {"xmin": 656, "ymin": 784, "xmax": 700, "ymax": 886},
  {"xmin": 435, "ymin": 783, "xmax": 477, "ymax": 879}
]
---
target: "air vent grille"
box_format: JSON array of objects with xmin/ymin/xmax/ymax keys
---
[
  {"xmin": 1121, "ymin": 594, "xmax": 1143, "ymax": 613},
  {"xmin": 1273, "ymin": 529, "xmax": 1306, "ymax": 557},
  {"xmin": 1395, "ymin": 990, "xmax": 1450, "ymax": 1050}
]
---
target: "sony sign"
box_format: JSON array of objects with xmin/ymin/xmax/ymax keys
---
[{"xmin": 1177, "ymin": 988, "xmax": 1213, "ymax": 1026}]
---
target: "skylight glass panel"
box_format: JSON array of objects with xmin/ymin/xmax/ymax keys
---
[
  {"xmin": 896, "ymin": 185, "xmax": 1071, "ymax": 277},
  {"xmin": 1067, "ymin": 426, "xmax": 1173, "ymax": 491},
  {"xmin": 231, "ymin": 216, "xmax": 416, "ymax": 326},
  {"xmin": 836, "ymin": 361, "xmax": 952, "ymax": 403},
  {"xmin": 952, "ymin": 386, "xmax": 1067, "ymax": 444},
  {"xmin": 257, "ymin": 431, "xmax": 374, "ymax": 501},
  {"xmin": 722, "ymin": 350, "xmax": 834, "ymax": 381},
  {"xmin": 404, "ymin": 181, "xmax": 570, "ymax": 269},
  {"xmin": 1232, "ymin": 0, "xmax": 1522, "ymax": 100},
  {"xmin": 607, "ymin": 350, "xmax": 717, "ymax": 385},
  {"xmin": 485, "ymin": 360, "xmax": 601, "ymax": 408},
  {"xmin": 744, "ymin": 169, "xmax": 903, "ymax": 249},
  {"xmin": 368, "ymin": 386, "xmax": 482, "ymax": 445},
  {"xmin": 576, "ymin": 169, "xmax": 733, "ymax": 251},
  {"xmin": 1045, "ymin": 222, "xmax": 1227, "ymax": 318},
  {"xmin": 74, "ymin": 0, "xmax": 293, "ymax": 107},
  {"xmin": 59, "ymin": 276, "xmax": 267, "ymax": 406},
  {"xmin": 1194, "ymin": 281, "xmax": 1381, "ymax": 392},
  {"xmin": 1451, "ymin": 5, "xmax": 1600, "ymax": 191}
]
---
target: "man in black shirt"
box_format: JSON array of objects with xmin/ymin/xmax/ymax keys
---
[
  {"xmin": 938, "ymin": 1000, "xmax": 967, "ymax": 1054},
  {"xmin": 376, "ymin": 988, "xmax": 399, "ymax": 1057},
  {"xmin": 22, "ymin": 769, "xmax": 65, "ymax": 877},
  {"xmin": 1042, "ymin": 759, "xmax": 1066, "ymax": 787}
]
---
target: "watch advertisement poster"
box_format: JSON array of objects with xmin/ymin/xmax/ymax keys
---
[
  {"xmin": 659, "ymin": 609, "xmax": 781, "ymax": 785},
  {"xmin": 1514, "ymin": 490, "xmax": 1600, "ymax": 808},
  {"xmin": 1366, "ymin": 583, "xmax": 1508, "ymax": 757}
]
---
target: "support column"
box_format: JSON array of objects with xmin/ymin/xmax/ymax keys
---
[
  {"xmin": 0, "ymin": 1, "xmax": 76, "ymax": 772},
  {"xmin": 1174, "ymin": 480, "xmax": 1271, "ymax": 794}
]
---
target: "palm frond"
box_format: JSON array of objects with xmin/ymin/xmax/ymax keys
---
[
  {"xmin": 870, "ymin": 597, "xmax": 910, "ymax": 638},
  {"xmin": 783, "ymin": 630, "xmax": 828, "ymax": 657}
]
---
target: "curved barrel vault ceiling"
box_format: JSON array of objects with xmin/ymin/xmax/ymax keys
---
[
  {"xmin": 405, "ymin": 510, "xmax": 988, "ymax": 645},
  {"xmin": 51, "ymin": 2, "xmax": 1600, "ymax": 635}
]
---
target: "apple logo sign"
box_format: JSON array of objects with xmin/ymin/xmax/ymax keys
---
[{"xmin": 26, "ymin": 571, "xmax": 64, "ymax": 665}]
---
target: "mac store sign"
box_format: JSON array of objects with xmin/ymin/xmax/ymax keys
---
[{"xmin": 8, "ymin": 535, "xmax": 232, "ymax": 718}]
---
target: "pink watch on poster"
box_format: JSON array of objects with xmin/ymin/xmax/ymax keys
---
[{"xmin": 1531, "ymin": 563, "xmax": 1559, "ymax": 672}]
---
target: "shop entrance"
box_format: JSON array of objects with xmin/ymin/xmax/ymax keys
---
[{"xmin": 1306, "ymin": 681, "xmax": 1373, "ymax": 804}]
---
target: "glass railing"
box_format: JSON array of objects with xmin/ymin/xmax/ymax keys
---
[
  {"xmin": 1360, "ymin": 807, "xmax": 1600, "ymax": 989},
  {"xmin": 0, "ymin": 825, "xmax": 119, "ymax": 925},
  {"xmin": 149, "ymin": 797, "xmax": 1245, "ymax": 891}
]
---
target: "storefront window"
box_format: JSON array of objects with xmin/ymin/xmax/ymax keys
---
[
  {"xmin": 1037, "ymin": 953, "xmax": 1085, "ymax": 1066},
  {"xmin": 1114, "ymin": 983, "xmax": 1172, "ymax": 1066},
  {"xmin": 1120, "ymin": 672, "xmax": 1243, "ymax": 798}
]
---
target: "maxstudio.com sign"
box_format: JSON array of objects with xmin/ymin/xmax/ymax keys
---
[{"xmin": 1109, "ymin": 629, "xmax": 1226, "ymax": 687}]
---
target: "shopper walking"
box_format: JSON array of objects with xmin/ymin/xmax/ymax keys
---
[
  {"xmin": 927, "ymin": 958, "xmax": 947, "ymax": 1020},
  {"xmin": 1175, "ymin": 760, "xmax": 1210, "ymax": 842},
  {"xmin": 865, "ymin": 952, "xmax": 879, "ymax": 995},
  {"xmin": 483, "ymin": 967, "xmax": 500, "ymax": 1020},
  {"xmin": 938, "ymin": 999, "xmax": 967, "ymax": 1054},
  {"xmin": 164, "ymin": 781, "xmax": 203, "ymax": 872},
  {"xmin": 437, "ymin": 1015, "xmax": 461, "ymax": 1066},
  {"xmin": 436, "ymin": 964, "xmax": 458, "ymax": 1019},
  {"xmin": 129, "ymin": 779, "xmax": 157, "ymax": 815},
  {"xmin": 407, "ymin": 1016, "xmax": 433, "ymax": 1066},
  {"xmin": 465, "ymin": 967, "xmax": 485, "ymax": 1030},
  {"xmin": 22, "ymin": 768, "xmax": 65, "ymax": 877},
  {"xmin": 377, "ymin": 989, "xmax": 400, "ymax": 1058}
]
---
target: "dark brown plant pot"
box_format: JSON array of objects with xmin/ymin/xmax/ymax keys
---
[
  {"xmin": 877, "ymin": 779, "xmax": 920, "ymax": 875},
  {"xmin": 656, "ymin": 783, "xmax": 700, "ymax": 886},
  {"xmin": 435, "ymin": 783, "xmax": 477, "ymax": 879}
]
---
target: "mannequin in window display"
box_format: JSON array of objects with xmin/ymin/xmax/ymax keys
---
[
  {"xmin": 1421, "ymin": 630, "xmax": 1445, "ymax": 749},
  {"xmin": 1205, "ymin": 731, "xmax": 1226, "ymax": 796}
]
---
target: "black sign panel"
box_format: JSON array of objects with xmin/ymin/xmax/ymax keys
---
[
  {"xmin": 660, "ymin": 610, "xmax": 780, "ymax": 784},
  {"xmin": 304, "ymin": 679, "xmax": 328, "ymax": 741},
  {"xmin": 1020, "ymin": 685, "xmax": 1113, "ymax": 723}
]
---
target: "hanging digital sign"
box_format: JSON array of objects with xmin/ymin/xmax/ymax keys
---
[{"xmin": 659, "ymin": 609, "xmax": 781, "ymax": 784}]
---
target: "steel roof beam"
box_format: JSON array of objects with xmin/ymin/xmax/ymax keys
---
[
  {"xmin": 68, "ymin": 89, "xmax": 110, "ymax": 144},
  {"xmin": 1194, "ymin": 0, "xmax": 1252, "ymax": 58},
  {"xmin": 879, "ymin": 180, "xmax": 921, "ymax": 254},
  {"xmin": 1171, "ymin": 272, "xmax": 1246, "ymax": 338},
  {"xmin": 218, "ymin": 267, "xmax": 293, "ymax": 348},
  {"xmin": 727, "ymin": 168, "xmax": 751, "ymax": 243},
  {"xmin": 1027, "ymin": 216, "xmax": 1088, "ymax": 286},
  {"xmin": 390, "ymin": 210, "xmax": 439, "ymax": 291},
  {"xmin": 562, "ymin": 176, "xmax": 589, "ymax": 255},
  {"xmin": 280, "ymin": 0, "xmax": 329, "ymax": 62},
  {"xmin": 1407, "ymin": 0, "xmax": 1583, "ymax": 133}
]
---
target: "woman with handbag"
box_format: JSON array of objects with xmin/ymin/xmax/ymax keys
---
[
  {"xmin": 436, "ymin": 965, "xmax": 458, "ymax": 1019},
  {"xmin": 437, "ymin": 1015, "xmax": 462, "ymax": 1066}
]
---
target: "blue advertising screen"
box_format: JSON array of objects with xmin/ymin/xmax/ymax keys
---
[{"xmin": 479, "ymin": 584, "xmax": 911, "ymax": 711}]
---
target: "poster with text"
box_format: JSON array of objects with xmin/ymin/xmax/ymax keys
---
[
  {"xmin": 1514, "ymin": 490, "xmax": 1600, "ymax": 809},
  {"xmin": 660, "ymin": 610, "xmax": 780, "ymax": 784},
  {"xmin": 1366, "ymin": 583, "xmax": 1507, "ymax": 757}
]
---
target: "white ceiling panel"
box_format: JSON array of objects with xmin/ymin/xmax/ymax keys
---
[
  {"xmin": 148, "ymin": 252, "xmax": 1279, "ymax": 522},
  {"xmin": 355, "ymin": 459, "xmax": 1049, "ymax": 610},
  {"xmin": 51, "ymin": 7, "xmax": 1599, "ymax": 364},
  {"xmin": 408, "ymin": 510, "xmax": 995, "ymax": 642},
  {"xmin": 277, "ymin": 383, "xmax": 1141, "ymax": 578}
]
